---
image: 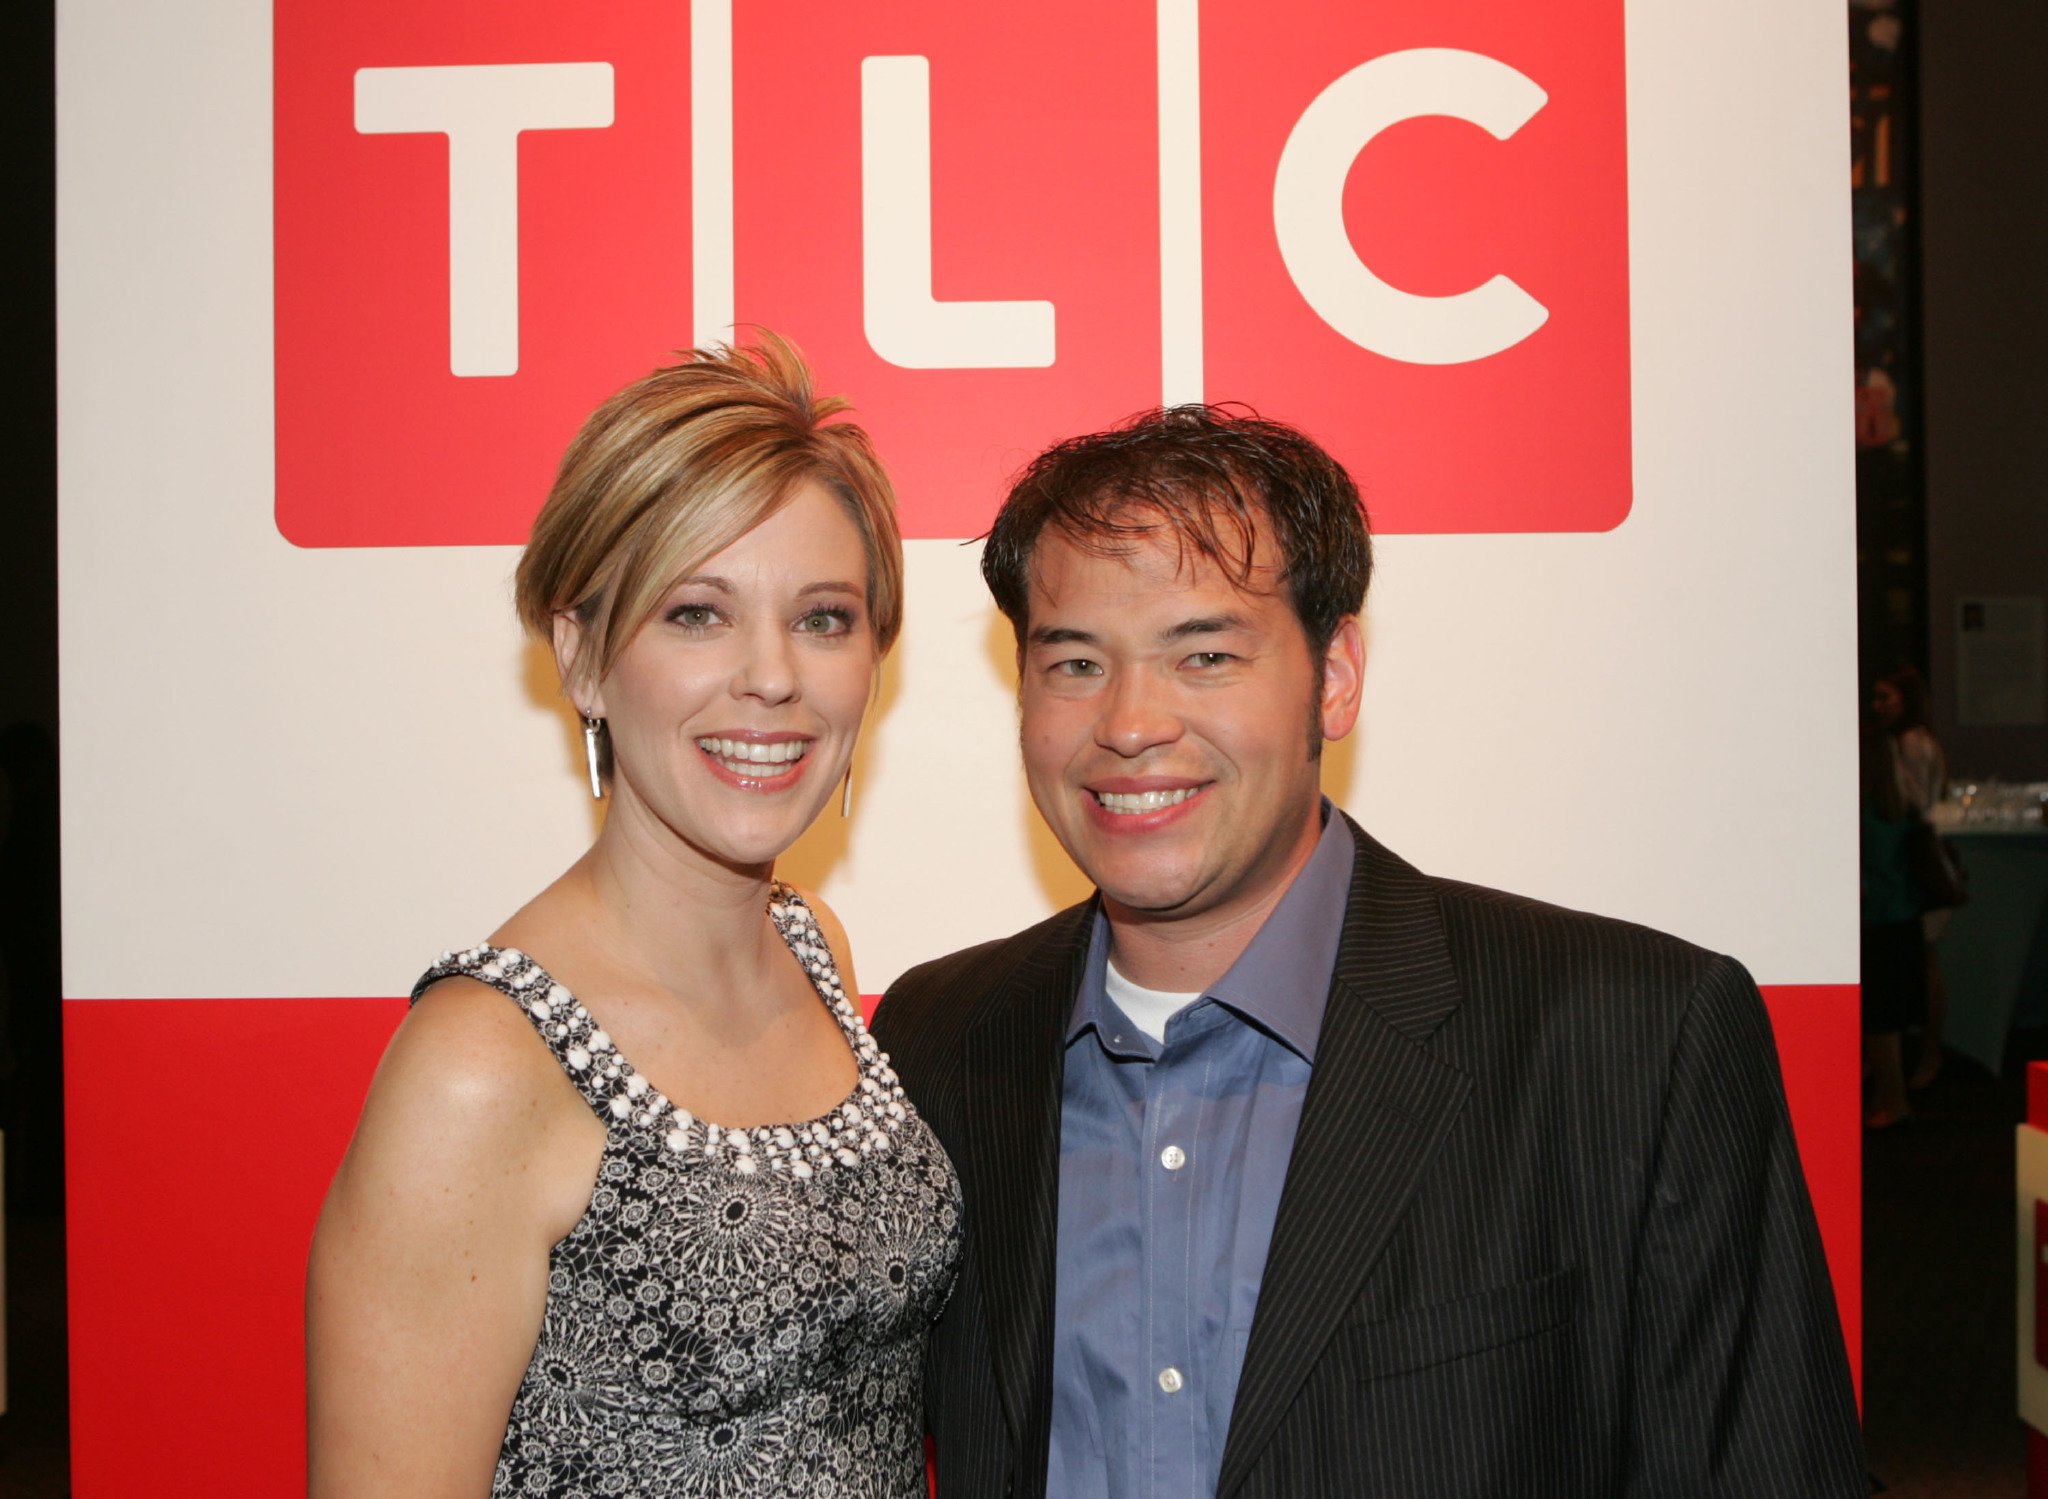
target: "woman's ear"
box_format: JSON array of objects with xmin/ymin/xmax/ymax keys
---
[{"xmin": 551, "ymin": 611, "xmax": 604, "ymax": 718}]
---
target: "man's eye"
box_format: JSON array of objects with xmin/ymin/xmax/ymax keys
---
[
  {"xmin": 1052, "ymin": 659, "xmax": 1103, "ymax": 678},
  {"xmin": 1185, "ymin": 651, "xmax": 1235, "ymax": 669}
]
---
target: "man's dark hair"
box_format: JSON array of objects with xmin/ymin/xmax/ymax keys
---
[{"xmin": 981, "ymin": 404, "xmax": 1372, "ymax": 658}]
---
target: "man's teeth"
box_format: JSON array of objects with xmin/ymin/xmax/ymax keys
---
[
  {"xmin": 1096, "ymin": 787, "xmax": 1200, "ymax": 814},
  {"xmin": 696, "ymin": 737, "xmax": 809, "ymax": 773}
]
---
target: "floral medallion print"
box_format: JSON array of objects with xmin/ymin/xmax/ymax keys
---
[{"xmin": 412, "ymin": 885, "xmax": 961, "ymax": 1498}]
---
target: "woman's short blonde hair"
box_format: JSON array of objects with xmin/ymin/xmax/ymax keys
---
[{"xmin": 515, "ymin": 335, "xmax": 904, "ymax": 691}]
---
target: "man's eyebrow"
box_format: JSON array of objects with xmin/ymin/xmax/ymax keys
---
[
  {"xmin": 1027, "ymin": 625, "xmax": 1099, "ymax": 649},
  {"xmin": 1161, "ymin": 613, "xmax": 1252, "ymax": 643}
]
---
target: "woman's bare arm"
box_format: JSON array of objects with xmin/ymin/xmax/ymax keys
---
[{"xmin": 307, "ymin": 979, "xmax": 603, "ymax": 1498}]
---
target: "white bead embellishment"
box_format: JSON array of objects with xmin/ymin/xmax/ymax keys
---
[{"xmin": 436, "ymin": 883, "xmax": 906, "ymax": 1178}]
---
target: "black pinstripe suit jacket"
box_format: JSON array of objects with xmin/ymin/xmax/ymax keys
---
[{"xmin": 871, "ymin": 816, "xmax": 1864, "ymax": 1498}]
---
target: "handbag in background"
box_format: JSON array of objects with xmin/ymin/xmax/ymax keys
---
[{"xmin": 1908, "ymin": 816, "xmax": 1969, "ymax": 912}]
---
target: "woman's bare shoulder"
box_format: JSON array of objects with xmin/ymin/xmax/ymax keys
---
[
  {"xmin": 334, "ymin": 976, "xmax": 594, "ymax": 1222},
  {"xmin": 391, "ymin": 976, "xmax": 569, "ymax": 1112}
]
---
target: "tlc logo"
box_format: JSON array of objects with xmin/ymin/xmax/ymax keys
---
[{"xmin": 275, "ymin": 1, "xmax": 1627, "ymax": 547}]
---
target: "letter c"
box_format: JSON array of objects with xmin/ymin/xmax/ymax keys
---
[{"xmin": 1274, "ymin": 48, "xmax": 1549, "ymax": 366}]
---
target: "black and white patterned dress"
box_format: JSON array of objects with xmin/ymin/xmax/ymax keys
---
[{"xmin": 411, "ymin": 885, "xmax": 961, "ymax": 1498}]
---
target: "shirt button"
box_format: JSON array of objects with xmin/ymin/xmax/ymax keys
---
[
  {"xmin": 1158, "ymin": 1366, "xmax": 1184, "ymax": 1394},
  {"xmin": 1160, "ymin": 1144, "xmax": 1187, "ymax": 1171}
]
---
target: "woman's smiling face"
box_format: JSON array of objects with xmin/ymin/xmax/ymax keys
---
[{"xmin": 576, "ymin": 480, "xmax": 876, "ymax": 871}]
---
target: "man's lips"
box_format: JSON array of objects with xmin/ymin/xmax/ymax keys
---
[{"xmin": 1084, "ymin": 778, "xmax": 1213, "ymax": 825}]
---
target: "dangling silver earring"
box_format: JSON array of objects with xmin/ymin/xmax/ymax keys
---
[
  {"xmin": 840, "ymin": 763, "xmax": 854, "ymax": 817},
  {"xmin": 582, "ymin": 715, "xmax": 606, "ymax": 800}
]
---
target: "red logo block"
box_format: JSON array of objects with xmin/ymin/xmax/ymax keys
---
[
  {"xmin": 729, "ymin": 2, "xmax": 1163, "ymax": 541},
  {"xmin": 275, "ymin": 2, "xmax": 699, "ymax": 549},
  {"xmin": 275, "ymin": 1, "xmax": 1628, "ymax": 547},
  {"xmin": 1201, "ymin": 0, "xmax": 1630, "ymax": 534}
]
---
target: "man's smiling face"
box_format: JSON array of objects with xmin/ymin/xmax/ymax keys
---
[{"xmin": 1017, "ymin": 508, "xmax": 1361, "ymax": 928}]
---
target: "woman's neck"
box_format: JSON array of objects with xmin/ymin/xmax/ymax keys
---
[{"xmin": 559, "ymin": 793, "xmax": 784, "ymax": 1003}]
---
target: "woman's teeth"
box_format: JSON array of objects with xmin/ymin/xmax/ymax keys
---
[
  {"xmin": 1096, "ymin": 787, "xmax": 1200, "ymax": 814},
  {"xmin": 697, "ymin": 738, "xmax": 809, "ymax": 776}
]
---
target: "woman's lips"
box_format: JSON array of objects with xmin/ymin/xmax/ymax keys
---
[{"xmin": 695, "ymin": 735, "xmax": 812, "ymax": 790}]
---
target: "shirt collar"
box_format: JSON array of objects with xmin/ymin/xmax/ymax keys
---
[{"xmin": 1067, "ymin": 799, "xmax": 1356, "ymax": 1063}]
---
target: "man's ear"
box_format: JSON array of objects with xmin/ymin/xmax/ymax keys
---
[
  {"xmin": 551, "ymin": 611, "xmax": 605, "ymax": 718},
  {"xmin": 1318, "ymin": 615, "xmax": 1365, "ymax": 743}
]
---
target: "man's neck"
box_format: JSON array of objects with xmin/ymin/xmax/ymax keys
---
[{"xmin": 1102, "ymin": 809, "xmax": 1326, "ymax": 992}]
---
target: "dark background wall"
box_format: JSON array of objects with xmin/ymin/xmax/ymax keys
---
[
  {"xmin": 0, "ymin": 11, "xmax": 66, "ymax": 1495},
  {"xmin": 2, "ymin": 4, "xmax": 55, "ymax": 742},
  {"xmin": 1920, "ymin": 2, "xmax": 2048, "ymax": 780},
  {"xmin": 0, "ymin": 0, "xmax": 61, "ymax": 1221}
]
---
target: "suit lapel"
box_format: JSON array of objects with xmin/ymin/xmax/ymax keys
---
[
  {"xmin": 959, "ymin": 900, "xmax": 1095, "ymax": 1461},
  {"xmin": 1215, "ymin": 821, "xmax": 1474, "ymax": 1499}
]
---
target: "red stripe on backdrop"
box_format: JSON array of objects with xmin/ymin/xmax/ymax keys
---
[
  {"xmin": 1757, "ymin": 984, "xmax": 1863, "ymax": 1401},
  {"xmin": 64, "ymin": 997, "xmax": 408, "ymax": 1499},
  {"xmin": 64, "ymin": 985, "xmax": 1861, "ymax": 1495}
]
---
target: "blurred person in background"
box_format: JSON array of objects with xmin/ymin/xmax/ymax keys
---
[
  {"xmin": 1872, "ymin": 663, "xmax": 1949, "ymax": 1088},
  {"xmin": 1861, "ymin": 715, "xmax": 1925, "ymax": 1127}
]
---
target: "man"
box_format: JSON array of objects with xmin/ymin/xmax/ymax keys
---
[{"xmin": 871, "ymin": 407, "xmax": 1863, "ymax": 1498}]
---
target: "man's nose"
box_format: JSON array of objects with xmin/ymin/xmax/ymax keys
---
[{"xmin": 1095, "ymin": 671, "xmax": 1183, "ymax": 758}]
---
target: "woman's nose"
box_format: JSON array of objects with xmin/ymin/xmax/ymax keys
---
[{"xmin": 732, "ymin": 623, "xmax": 799, "ymax": 704}]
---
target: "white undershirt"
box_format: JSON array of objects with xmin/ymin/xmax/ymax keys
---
[{"xmin": 1103, "ymin": 958, "xmax": 1204, "ymax": 1046}]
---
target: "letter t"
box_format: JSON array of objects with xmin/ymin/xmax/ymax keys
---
[{"xmin": 355, "ymin": 63, "xmax": 615, "ymax": 377}]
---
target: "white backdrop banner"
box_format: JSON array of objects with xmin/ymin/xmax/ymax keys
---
[{"xmin": 57, "ymin": 1, "xmax": 1858, "ymax": 1491}]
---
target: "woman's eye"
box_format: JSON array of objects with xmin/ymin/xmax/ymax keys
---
[
  {"xmin": 669, "ymin": 604, "xmax": 719, "ymax": 629},
  {"xmin": 797, "ymin": 608, "xmax": 854, "ymax": 635}
]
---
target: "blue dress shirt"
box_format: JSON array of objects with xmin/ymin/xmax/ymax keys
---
[{"xmin": 1048, "ymin": 805, "xmax": 1356, "ymax": 1499}]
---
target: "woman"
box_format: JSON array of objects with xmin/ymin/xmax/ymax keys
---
[
  {"xmin": 307, "ymin": 339, "xmax": 960, "ymax": 1497},
  {"xmin": 1873, "ymin": 662, "xmax": 1951, "ymax": 1087},
  {"xmin": 1860, "ymin": 716, "xmax": 1925, "ymax": 1127},
  {"xmin": 1873, "ymin": 664, "xmax": 1946, "ymax": 816}
]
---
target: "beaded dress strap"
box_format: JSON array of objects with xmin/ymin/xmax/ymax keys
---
[
  {"xmin": 407, "ymin": 885, "xmax": 917, "ymax": 1175},
  {"xmin": 412, "ymin": 944, "xmax": 628, "ymax": 1123}
]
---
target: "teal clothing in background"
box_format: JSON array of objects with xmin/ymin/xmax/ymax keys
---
[{"xmin": 1861, "ymin": 808, "xmax": 1920, "ymax": 924}]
